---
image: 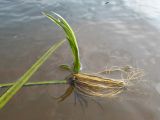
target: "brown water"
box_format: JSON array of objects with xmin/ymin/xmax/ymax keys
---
[{"xmin": 1, "ymin": 0, "xmax": 160, "ymax": 120}]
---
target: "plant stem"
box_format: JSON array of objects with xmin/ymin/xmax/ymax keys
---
[{"xmin": 0, "ymin": 80, "xmax": 67, "ymax": 88}]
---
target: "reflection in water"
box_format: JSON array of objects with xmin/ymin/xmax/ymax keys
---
[
  {"xmin": 0, "ymin": 0, "xmax": 160, "ymax": 120},
  {"xmin": 124, "ymin": 0, "xmax": 160, "ymax": 28}
]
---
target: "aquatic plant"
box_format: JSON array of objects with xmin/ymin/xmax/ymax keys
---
[
  {"xmin": 42, "ymin": 12, "xmax": 144, "ymax": 101},
  {"xmin": 0, "ymin": 12, "xmax": 144, "ymax": 109},
  {"xmin": 42, "ymin": 12, "xmax": 81, "ymax": 73}
]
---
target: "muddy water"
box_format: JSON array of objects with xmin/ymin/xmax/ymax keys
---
[{"xmin": 1, "ymin": 0, "xmax": 160, "ymax": 120}]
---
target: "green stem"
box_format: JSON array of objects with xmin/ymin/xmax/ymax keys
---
[{"xmin": 0, "ymin": 80, "xmax": 67, "ymax": 88}]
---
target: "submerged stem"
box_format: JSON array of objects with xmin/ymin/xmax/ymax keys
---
[{"xmin": 0, "ymin": 80, "xmax": 67, "ymax": 88}]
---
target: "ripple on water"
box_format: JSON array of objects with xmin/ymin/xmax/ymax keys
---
[
  {"xmin": 155, "ymin": 83, "xmax": 160, "ymax": 95},
  {"xmin": 1, "ymin": 0, "xmax": 160, "ymax": 120}
]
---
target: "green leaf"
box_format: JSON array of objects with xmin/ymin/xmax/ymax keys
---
[
  {"xmin": 0, "ymin": 39, "xmax": 65, "ymax": 109},
  {"xmin": 43, "ymin": 12, "xmax": 81, "ymax": 73},
  {"xmin": 0, "ymin": 80, "xmax": 67, "ymax": 88},
  {"xmin": 59, "ymin": 64, "xmax": 72, "ymax": 71}
]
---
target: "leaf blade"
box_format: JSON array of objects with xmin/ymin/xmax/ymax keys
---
[
  {"xmin": 43, "ymin": 12, "xmax": 81, "ymax": 73},
  {"xmin": 0, "ymin": 39, "xmax": 65, "ymax": 109}
]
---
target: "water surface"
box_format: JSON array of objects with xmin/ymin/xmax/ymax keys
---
[{"xmin": 1, "ymin": 0, "xmax": 160, "ymax": 120}]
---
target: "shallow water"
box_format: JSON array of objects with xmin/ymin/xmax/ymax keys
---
[{"xmin": 1, "ymin": 0, "xmax": 160, "ymax": 120}]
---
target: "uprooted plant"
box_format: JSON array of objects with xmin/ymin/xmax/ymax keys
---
[{"xmin": 0, "ymin": 12, "xmax": 144, "ymax": 109}]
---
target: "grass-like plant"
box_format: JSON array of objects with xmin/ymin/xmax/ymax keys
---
[
  {"xmin": 42, "ymin": 12, "xmax": 81, "ymax": 73},
  {"xmin": 0, "ymin": 12, "xmax": 144, "ymax": 109},
  {"xmin": 0, "ymin": 39, "xmax": 66, "ymax": 109},
  {"xmin": 42, "ymin": 12, "xmax": 144, "ymax": 102}
]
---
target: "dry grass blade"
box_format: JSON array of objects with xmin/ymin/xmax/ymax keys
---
[
  {"xmin": 56, "ymin": 64, "xmax": 144, "ymax": 102},
  {"xmin": 56, "ymin": 86, "xmax": 74, "ymax": 102},
  {"xmin": 64, "ymin": 66, "xmax": 144, "ymax": 99},
  {"xmin": 73, "ymin": 73, "xmax": 126, "ymax": 97}
]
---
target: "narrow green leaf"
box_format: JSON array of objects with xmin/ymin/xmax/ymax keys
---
[
  {"xmin": 0, "ymin": 80, "xmax": 67, "ymax": 88},
  {"xmin": 59, "ymin": 64, "xmax": 72, "ymax": 71},
  {"xmin": 43, "ymin": 12, "xmax": 81, "ymax": 73},
  {"xmin": 0, "ymin": 39, "xmax": 65, "ymax": 109}
]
